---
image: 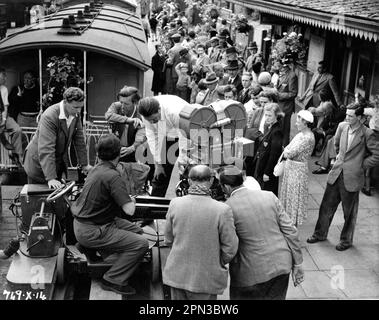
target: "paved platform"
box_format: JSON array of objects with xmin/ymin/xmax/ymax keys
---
[{"xmin": 1, "ymin": 163, "xmax": 378, "ymax": 300}]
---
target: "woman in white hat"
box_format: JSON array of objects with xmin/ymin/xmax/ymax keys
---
[{"xmin": 278, "ymin": 109, "xmax": 315, "ymax": 227}]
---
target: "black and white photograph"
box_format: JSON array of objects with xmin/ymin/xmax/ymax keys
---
[{"xmin": 0, "ymin": 0, "xmax": 378, "ymax": 307}]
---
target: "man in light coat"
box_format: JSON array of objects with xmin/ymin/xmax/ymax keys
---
[
  {"xmin": 163, "ymin": 165, "xmax": 238, "ymax": 299},
  {"xmin": 219, "ymin": 165, "xmax": 304, "ymax": 300},
  {"xmin": 23, "ymin": 87, "xmax": 92, "ymax": 188},
  {"xmin": 307, "ymin": 102, "xmax": 379, "ymax": 250}
]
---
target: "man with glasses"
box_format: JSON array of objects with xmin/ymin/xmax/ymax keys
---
[{"xmin": 24, "ymin": 87, "xmax": 92, "ymax": 189}]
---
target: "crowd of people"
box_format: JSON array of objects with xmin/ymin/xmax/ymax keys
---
[{"xmin": 1, "ymin": 0, "xmax": 379, "ymax": 301}]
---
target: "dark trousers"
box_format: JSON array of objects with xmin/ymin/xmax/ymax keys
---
[
  {"xmin": 282, "ymin": 112, "xmax": 292, "ymax": 147},
  {"xmin": 170, "ymin": 287, "xmax": 217, "ymax": 300},
  {"xmin": 230, "ymin": 273, "xmax": 290, "ymax": 300},
  {"xmin": 74, "ymin": 217, "xmax": 149, "ymax": 286},
  {"xmin": 313, "ymin": 173, "xmax": 359, "ymax": 245},
  {"xmin": 151, "ymin": 138, "xmax": 178, "ymax": 197}
]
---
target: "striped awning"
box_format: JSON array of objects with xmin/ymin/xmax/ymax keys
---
[{"xmin": 230, "ymin": 0, "xmax": 379, "ymax": 42}]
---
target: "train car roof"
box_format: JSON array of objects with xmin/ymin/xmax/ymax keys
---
[
  {"xmin": 0, "ymin": 3, "xmax": 150, "ymax": 71},
  {"xmin": 61, "ymin": 0, "xmax": 138, "ymax": 10}
]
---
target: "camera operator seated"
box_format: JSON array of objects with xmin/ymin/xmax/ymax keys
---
[{"xmin": 71, "ymin": 134, "xmax": 149, "ymax": 296}]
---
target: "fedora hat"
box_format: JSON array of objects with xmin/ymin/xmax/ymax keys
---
[
  {"xmin": 179, "ymin": 48, "xmax": 189, "ymax": 56},
  {"xmin": 203, "ymin": 72, "xmax": 219, "ymax": 84},
  {"xmin": 226, "ymin": 60, "xmax": 239, "ymax": 70},
  {"xmin": 217, "ymin": 33, "xmax": 227, "ymax": 40},
  {"xmin": 247, "ymin": 41, "xmax": 258, "ymax": 50},
  {"xmin": 225, "ymin": 46, "xmax": 237, "ymax": 55}
]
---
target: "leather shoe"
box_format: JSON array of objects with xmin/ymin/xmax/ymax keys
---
[
  {"xmin": 336, "ymin": 243, "xmax": 352, "ymax": 251},
  {"xmin": 101, "ymin": 278, "xmax": 136, "ymax": 295},
  {"xmin": 312, "ymin": 167, "xmax": 329, "ymax": 174},
  {"xmin": 361, "ymin": 188, "xmax": 371, "ymax": 196},
  {"xmin": 306, "ymin": 235, "xmax": 323, "ymax": 244},
  {"xmin": 3, "ymin": 238, "xmax": 20, "ymax": 258},
  {"xmin": 9, "ymin": 153, "xmax": 22, "ymax": 168}
]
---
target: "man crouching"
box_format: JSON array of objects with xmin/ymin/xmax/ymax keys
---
[{"xmin": 71, "ymin": 134, "xmax": 149, "ymax": 296}]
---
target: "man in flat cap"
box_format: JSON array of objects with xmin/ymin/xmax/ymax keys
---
[
  {"xmin": 208, "ymin": 36, "xmax": 220, "ymax": 64},
  {"xmin": 164, "ymin": 33, "xmax": 185, "ymax": 94}
]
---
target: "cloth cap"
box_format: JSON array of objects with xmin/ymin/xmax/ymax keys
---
[
  {"xmin": 226, "ymin": 59, "xmax": 239, "ymax": 70},
  {"xmin": 247, "ymin": 41, "xmax": 258, "ymax": 49},
  {"xmin": 257, "ymin": 72, "xmax": 272, "ymax": 86},
  {"xmin": 225, "ymin": 46, "xmax": 237, "ymax": 55}
]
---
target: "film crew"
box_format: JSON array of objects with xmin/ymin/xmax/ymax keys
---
[
  {"xmin": 23, "ymin": 87, "xmax": 92, "ymax": 188},
  {"xmin": 163, "ymin": 165, "xmax": 238, "ymax": 300},
  {"xmin": 219, "ymin": 165, "xmax": 304, "ymax": 300},
  {"xmin": 72, "ymin": 134, "xmax": 148, "ymax": 295},
  {"xmin": 105, "ymin": 86, "xmax": 145, "ymax": 163},
  {"xmin": 0, "ymin": 68, "xmax": 23, "ymax": 167},
  {"xmin": 138, "ymin": 95, "xmax": 191, "ymax": 197}
]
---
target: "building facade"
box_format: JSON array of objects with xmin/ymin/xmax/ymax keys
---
[{"xmin": 215, "ymin": 0, "xmax": 379, "ymax": 105}]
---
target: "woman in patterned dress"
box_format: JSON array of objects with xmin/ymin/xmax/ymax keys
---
[{"xmin": 279, "ymin": 110, "xmax": 315, "ymax": 226}]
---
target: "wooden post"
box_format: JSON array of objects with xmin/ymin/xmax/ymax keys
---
[
  {"xmin": 0, "ymin": 180, "xmax": 2, "ymax": 219},
  {"xmin": 83, "ymin": 50, "xmax": 87, "ymax": 127},
  {"xmin": 39, "ymin": 49, "xmax": 43, "ymax": 112}
]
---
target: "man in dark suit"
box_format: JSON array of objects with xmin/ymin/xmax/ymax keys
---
[
  {"xmin": 219, "ymin": 165, "xmax": 304, "ymax": 300},
  {"xmin": 226, "ymin": 60, "xmax": 243, "ymax": 94},
  {"xmin": 237, "ymin": 72, "xmax": 252, "ymax": 105},
  {"xmin": 151, "ymin": 44, "xmax": 166, "ymax": 95},
  {"xmin": 299, "ymin": 60, "xmax": 343, "ymax": 110},
  {"xmin": 276, "ymin": 60, "xmax": 298, "ymax": 146},
  {"xmin": 24, "ymin": 87, "xmax": 92, "ymax": 189},
  {"xmin": 307, "ymin": 103, "xmax": 379, "ymax": 251}
]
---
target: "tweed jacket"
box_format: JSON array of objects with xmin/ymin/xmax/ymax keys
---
[
  {"xmin": 226, "ymin": 188, "xmax": 303, "ymax": 287},
  {"xmin": 327, "ymin": 121, "xmax": 379, "ymax": 192},
  {"xmin": 163, "ymin": 194, "xmax": 238, "ymax": 295},
  {"xmin": 277, "ymin": 70, "xmax": 298, "ymax": 115},
  {"xmin": 24, "ymin": 102, "xmax": 88, "ymax": 182}
]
